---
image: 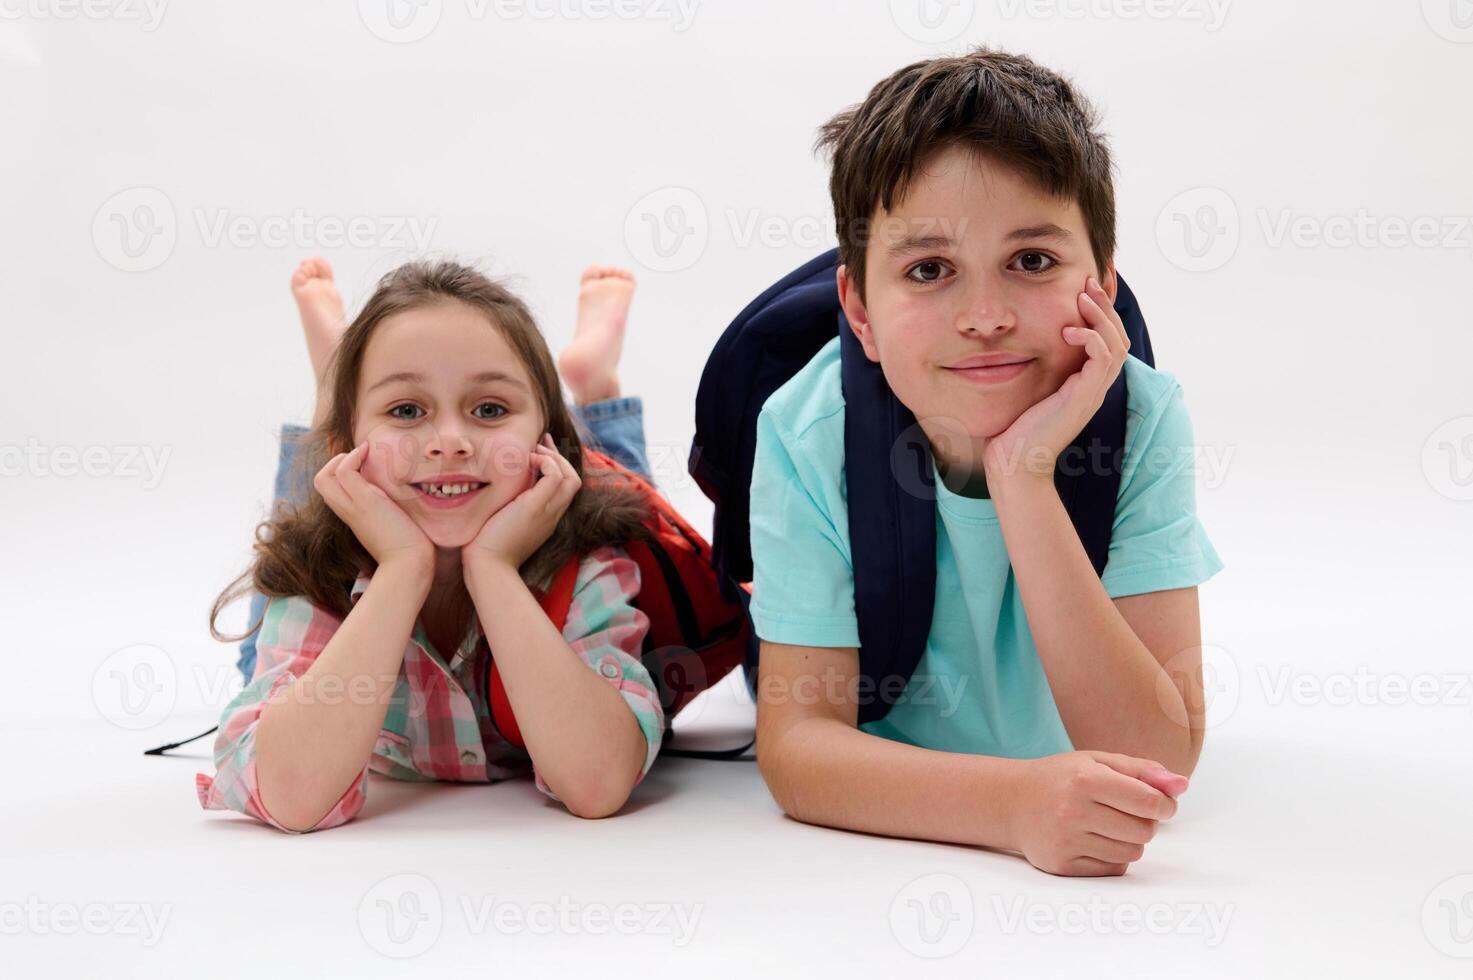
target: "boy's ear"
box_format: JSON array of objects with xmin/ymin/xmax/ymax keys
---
[
  {"xmin": 1100, "ymin": 263, "xmax": 1118, "ymax": 305},
  {"xmin": 836, "ymin": 264, "xmax": 882, "ymax": 364}
]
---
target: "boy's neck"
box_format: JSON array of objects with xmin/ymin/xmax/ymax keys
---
[{"xmin": 934, "ymin": 448, "xmax": 991, "ymax": 500}]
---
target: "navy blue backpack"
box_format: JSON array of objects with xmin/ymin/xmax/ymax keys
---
[{"xmin": 689, "ymin": 247, "xmax": 1155, "ymax": 724}]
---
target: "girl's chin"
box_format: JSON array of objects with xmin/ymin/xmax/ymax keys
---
[{"xmin": 413, "ymin": 518, "xmax": 482, "ymax": 552}]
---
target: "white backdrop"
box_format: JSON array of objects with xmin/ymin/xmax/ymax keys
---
[{"xmin": 3, "ymin": 1, "xmax": 1472, "ymax": 976}]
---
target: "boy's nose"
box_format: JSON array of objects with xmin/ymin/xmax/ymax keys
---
[
  {"xmin": 955, "ymin": 280, "xmax": 1016, "ymax": 335},
  {"xmin": 955, "ymin": 303, "xmax": 1015, "ymax": 336}
]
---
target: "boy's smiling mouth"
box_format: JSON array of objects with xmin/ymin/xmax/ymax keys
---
[{"xmin": 944, "ymin": 352, "xmax": 1035, "ymax": 384}]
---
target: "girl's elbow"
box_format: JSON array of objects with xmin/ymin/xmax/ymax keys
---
[
  {"xmin": 557, "ymin": 766, "xmax": 638, "ymax": 819},
  {"xmin": 561, "ymin": 782, "xmax": 633, "ymax": 819}
]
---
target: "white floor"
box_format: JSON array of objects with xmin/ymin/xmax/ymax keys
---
[
  {"xmin": 5, "ymin": 457, "xmax": 1471, "ymax": 977},
  {"xmin": 6, "ymin": 627, "xmax": 1473, "ymax": 978}
]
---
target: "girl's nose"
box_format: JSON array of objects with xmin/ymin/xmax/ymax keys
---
[{"xmin": 425, "ymin": 423, "xmax": 473, "ymax": 458}]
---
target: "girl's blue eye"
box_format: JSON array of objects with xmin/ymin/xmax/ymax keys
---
[
  {"xmin": 906, "ymin": 260, "xmax": 952, "ymax": 284},
  {"xmin": 473, "ymin": 403, "xmax": 507, "ymax": 420},
  {"xmin": 387, "ymin": 404, "xmax": 423, "ymax": 421},
  {"xmin": 1011, "ymin": 251, "xmax": 1057, "ymax": 275}
]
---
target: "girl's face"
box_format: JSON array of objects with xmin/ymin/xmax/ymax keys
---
[{"xmin": 351, "ymin": 299, "xmax": 544, "ymax": 550}]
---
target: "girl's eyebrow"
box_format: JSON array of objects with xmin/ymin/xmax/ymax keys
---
[{"xmin": 366, "ymin": 370, "xmax": 528, "ymax": 394}]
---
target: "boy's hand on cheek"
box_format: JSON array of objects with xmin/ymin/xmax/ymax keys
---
[
  {"xmin": 461, "ymin": 434, "xmax": 582, "ymax": 578},
  {"xmin": 980, "ymin": 277, "xmax": 1130, "ymax": 493}
]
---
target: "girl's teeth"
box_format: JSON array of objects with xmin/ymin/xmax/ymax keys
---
[{"xmin": 421, "ymin": 482, "xmax": 480, "ymax": 498}]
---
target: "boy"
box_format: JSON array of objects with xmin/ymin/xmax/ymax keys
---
[{"xmin": 749, "ymin": 48, "xmax": 1224, "ymax": 877}]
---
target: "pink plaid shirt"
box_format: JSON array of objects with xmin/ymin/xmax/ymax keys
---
[{"xmin": 196, "ymin": 546, "xmax": 664, "ymax": 833}]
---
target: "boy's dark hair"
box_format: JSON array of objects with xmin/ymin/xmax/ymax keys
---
[{"xmin": 817, "ymin": 46, "xmax": 1116, "ymax": 300}]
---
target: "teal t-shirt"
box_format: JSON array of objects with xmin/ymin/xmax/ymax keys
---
[{"xmin": 748, "ymin": 336, "xmax": 1224, "ymax": 759}]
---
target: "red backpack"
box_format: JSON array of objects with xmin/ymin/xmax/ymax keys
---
[{"xmin": 486, "ymin": 448, "xmax": 752, "ymax": 750}]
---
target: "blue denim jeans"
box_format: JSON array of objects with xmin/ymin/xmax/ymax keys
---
[{"xmin": 235, "ymin": 396, "xmax": 652, "ymax": 683}]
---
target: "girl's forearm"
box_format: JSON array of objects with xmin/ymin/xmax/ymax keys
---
[
  {"xmin": 988, "ymin": 473, "xmax": 1196, "ymax": 773},
  {"xmin": 759, "ymin": 715, "xmax": 1031, "ymax": 852},
  {"xmin": 254, "ymin": 559, "xmax": 430, "ymax": 832},
  {"xmin": 465, "ymin": 559, "xmax": 646, "ymax": 817}
]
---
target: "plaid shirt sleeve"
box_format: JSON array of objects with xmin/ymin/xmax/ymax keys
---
[
  {"xmin": 195, "ymin": 594, "xmax": 370, "ymax": 834},
  {"xmin": 533, "ymin": 545, "xmax": 663, "ymax": 802}
]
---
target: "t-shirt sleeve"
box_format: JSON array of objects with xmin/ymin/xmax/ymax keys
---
[
  {"xmin": 195, "ymin": 594, "xmax": 369, "ymax": 834},
  {"xmin": 1100, "ymin": 373, "xmax": 1225, "ymax": 598},
  {"xmin": 748, "ymin": 405, "xmax": 862, "ymax": 648},
  {"xmin": 532, "ymin": 547, "xmax": 662, "ymax": 803}
]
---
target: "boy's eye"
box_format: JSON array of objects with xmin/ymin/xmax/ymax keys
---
[
  {"xmin": 473, "ymin": 403, "xmax": 507, "ymax": 420},
  {"xmin": 905, "ymin": 260, "xmax": 954, "ymax": 284},
  {"xmin": 387, "ymin": 403, "xmax": 423, "ymax": 421},
  {"xmin": 1010, "ymin": 251, "xmax": 1057, "ymax": 275}
]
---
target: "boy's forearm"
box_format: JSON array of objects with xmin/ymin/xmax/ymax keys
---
[
  {"xmin": 465, "ymin": 559, "xmax": 646, "ymax": 817},
  {"xmin": 989, "ymin": 474, "xmax": 1197, "ymax": 773},
  {"xmin": 759, "ymin": 716, "xmax": 1029, "ymax": 852},
  {"xmin": 254, "ymin": 560, "xmax": 428, "ymax": 831}
]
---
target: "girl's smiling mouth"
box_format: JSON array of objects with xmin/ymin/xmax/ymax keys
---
[{"xmin": 411, "ymin": 478, "xmax": 488, "ymax": 508}]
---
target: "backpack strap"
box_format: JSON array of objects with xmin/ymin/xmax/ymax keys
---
[
  {"xmin": 839, "ymin": 313, "xmax": 939, "ymax": 725},
  {"xmin": 487, "ymin": 556, "xmax": 581, "ymax": 749}
]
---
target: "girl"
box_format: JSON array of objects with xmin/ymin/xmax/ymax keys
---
[{"xmin": 200, "ymin": 258, "xmax": 664, "ymax": 833}]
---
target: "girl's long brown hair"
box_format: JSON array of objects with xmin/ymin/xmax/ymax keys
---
[{"xmin": 209, "ymin": 260, "xmax": 651, "ymax": 643}]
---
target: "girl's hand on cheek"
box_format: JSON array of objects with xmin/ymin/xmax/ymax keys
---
[
  {"xmin": 462, "ymin": 434, "xmax": 581, "ymax": 576},
  {"xmin": 313, "ymin": 441, "xmax": 434, "ymax": 575}
]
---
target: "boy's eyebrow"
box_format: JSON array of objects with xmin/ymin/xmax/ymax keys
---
[
  {"xmin": 1005, "ymin": 223, "xmax": 1073, "ymax": 243},
  {"xmin": 885, "ymin": 223, "xmax": 1073, "ymax": 256},
  {"xmin": 886, "ymin": 235, "xmax": 956, "ymax": 256},
  {"xmin": 366, "ymin": 370, "xmax": 527, "ymax": 394}
]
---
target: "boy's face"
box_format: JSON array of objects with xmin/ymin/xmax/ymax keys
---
[
  {"xmin": 351, "ymin": 300, "xmax": 544, "ymax": 550},
  {"xmin": 837, "ymin": 145, "xmax": 1117, "ymax": 479}
]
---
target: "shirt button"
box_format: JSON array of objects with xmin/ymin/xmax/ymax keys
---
[
  {"xmin": 599, "ymin": 660, "xmax": 621, "ymax": 680},
  {"xmin": 460, "ymin": 750, "xmax": 479, "ymax": 764}
]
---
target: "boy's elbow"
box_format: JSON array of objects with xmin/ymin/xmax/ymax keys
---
[{"xmin": 755, "ymin": 724, "xmax": 807, "ymax": 822}]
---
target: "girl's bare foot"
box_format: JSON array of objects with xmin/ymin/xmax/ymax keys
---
[
  {"xmin": 290, "ymin": 257, "xmax": 347, "ymax": 427},
  {"xmin": 558, "ymin": 265, "xmax": 635, "ymax": 405}
]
